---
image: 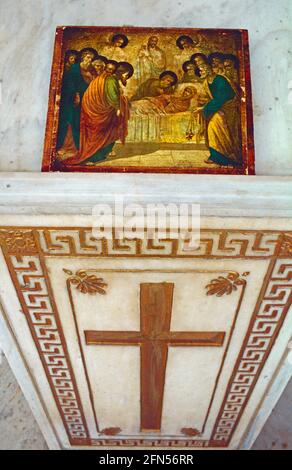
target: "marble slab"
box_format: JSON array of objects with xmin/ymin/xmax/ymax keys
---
[
  {"xmin": 0, "ymin": 217, "xmax": 291, "ymax": 449},
  {"xmin": 0, "ymin": 173, "xmax": 291, "ymax": 217},
  {"xmin": 0, "ymin": 0, "xmax": 291, "ymax": 175}
]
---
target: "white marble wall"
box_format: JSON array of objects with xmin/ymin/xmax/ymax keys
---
[{"xmin": 0, "ymin": 0, "xmax": 291, "ymax": 175}]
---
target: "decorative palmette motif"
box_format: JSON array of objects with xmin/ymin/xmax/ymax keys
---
[
  {"xmin": 63, "ymin": 269, "xmax": 108, "ymax": 294},
  {"xmin": 206, "ymin": 272, "xmax": 249, "ymax": 296}
]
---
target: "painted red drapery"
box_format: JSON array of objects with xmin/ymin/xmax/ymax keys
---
[{"xmin": 65, "ymin": 72, "xmax": 129, "ymax": 165}]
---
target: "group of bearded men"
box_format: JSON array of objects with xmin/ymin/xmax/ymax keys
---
[{"xmin": 56, "ymin": 33, "xmax": 241, "ymax": 167}]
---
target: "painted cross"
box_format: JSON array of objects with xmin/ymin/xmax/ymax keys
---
[{"xmin": 85, "ymin": 283, "xmax": 225, "ymax": 432}]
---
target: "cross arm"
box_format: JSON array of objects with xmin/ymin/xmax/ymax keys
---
[
  {"xmin": 84, "ymin": 330, "xmax": 143, "ymax": 345},
  {"xmin": 168, "ymin": 331, "xmax": 225, "ymax": 346}
]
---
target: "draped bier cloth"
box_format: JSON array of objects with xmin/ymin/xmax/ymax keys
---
[{"xmin": 64, "ymin": 72, "xmax": 129, "ymax": 165}]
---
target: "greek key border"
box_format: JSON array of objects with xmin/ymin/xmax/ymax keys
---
[
  {"xmin": 0, "ymin": 227, "xmax": 291, "ymax": 259},
  {"xmin": 211, "ymin": 258, "xmax": 292, "ymax": 443}
]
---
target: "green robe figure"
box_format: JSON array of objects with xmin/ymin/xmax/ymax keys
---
[
  {"xmin": 57, "ymin": 52, "xmax": 95, "ymax": 150},
  {"xmin": 201, "ymin": 73, "xmax": 241, "ymax": 166},
  {"xmin": 56, "ymin": 64, "xmax": 89, "ymax": 150},
  {"xmin": 63, "ymin": 64, "xmax": 133, "ymax": 167}
]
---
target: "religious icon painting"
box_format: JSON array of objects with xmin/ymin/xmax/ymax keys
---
[{"xmin": 42, "ymin": 26, "xmax": 255, "ymax": 175}]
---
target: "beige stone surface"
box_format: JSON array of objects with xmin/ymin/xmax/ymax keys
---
[
  {"xmin": 252, "ymin": 377, "xmax": 292, "ymax": 450},
  {"xmin": 0, "ymin": 356, "xmax": 47, "ymax": 450}
]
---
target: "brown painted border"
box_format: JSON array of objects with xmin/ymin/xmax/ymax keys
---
[
  {"xmin": 211, "ymin": 255, "xmax": 292, "ymax": 443},
  {"xmin": 35, "ymin": 227, "xmax": 288, "ymax": 259},
  {"xmin": 1, "ymin": 248, "xmax": 90, "ymax": 442}
]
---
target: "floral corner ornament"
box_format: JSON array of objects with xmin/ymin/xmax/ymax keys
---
[
  {"xmin": 0, "ymin": 229, "xmax": 37, "ymax": 254},
  {"xmin": 206, "ymin": 271, "xmax": 249, "ymax": 297},
  {"xmin": 181, "ymin": 427, "xmax": 201, "ymax": 437},
  {"xmin": 63, "ymin": 269, "xmax": 107, "ymax": 295},
  {"xmin": 100, "ymin": 427, "xmax": 121, "ymax": 436},
  {"xmin": 280, "ymin": 235, "xmax": 292, "ymax": 257}
]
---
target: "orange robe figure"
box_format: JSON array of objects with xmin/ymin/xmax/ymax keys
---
[{"xmin": 65, "ymin": 71, "xmax": 129, "ymax": 165}]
